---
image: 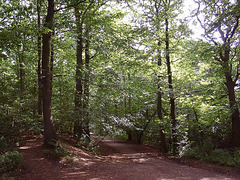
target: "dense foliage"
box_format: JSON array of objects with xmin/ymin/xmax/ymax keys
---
[{"xmin": 1, "ymin": 0, "xmax": 240, "ymax": 170}]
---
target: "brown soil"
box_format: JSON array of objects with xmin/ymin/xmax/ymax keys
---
[{"xmin": 13, "ymin": 135, "xmax": 240, "ymax": 180}]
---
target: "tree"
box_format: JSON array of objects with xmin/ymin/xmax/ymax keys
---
[
  {"xmin": 83, "ymin": 24, "xmax": 90, "ymax": 140},
  {"xmin": 135, "ymin": 0, "xmax": 189, "ymax": 154},
  {"xmin": 73, "ymin": 0, "xmax": 109, "ymax": 141},
  {"xmin": 2, "ymin": 0, "xmax": 239, "ymax": 161},
  {"xmin": 194, "ymin": 0, "xmax": 240, "ymax": 147},
  {"xmin": 37, "ymin": 0, "xmax": 43, "ymax": 116},
  {"xmin": 154, "ymin": 0, "xmax": 168, "ymax": 153},
  {"xmin": 42, "ymin": 0, "xmax": 58, "ymax": 146},
  {"xmin": 163, "ymin": 0, "xmax": 178, "ymax": 154},
  {"xmin": 73, "ymin": 3, "xmax": 84, "ymax": 139}
]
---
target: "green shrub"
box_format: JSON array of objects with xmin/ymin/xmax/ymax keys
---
[
  {"xmin": 44, "ymin": 140, "xmax": 68, "ymax": 159},
  {"xmin": 0, "ymin": 136, "xmax": 10, "ymax": 153},
  {"xmin": 0, "ymin": 150, "xmax": 23, "ymax": 174},
  {"xmin": 233, "ymin": 149, "xmax": 240, "ymax": 168},
  {"xmin": 182, "ymin": 146, "xmax": 203, "ymax": 159},
  {"xmin": 113, "ymin": 132, "xmax": 128, "ymax": 140},
  {"xmin": 45, "ymin": 147, "xmax": 68, "ymax": 159},
  {"xmin": 205, "ymin": 149, "xmax": 235, "ymax": 166},
  {"xmin": 182, "ymin": 146, "xmax": 240, "ymax": 168}
]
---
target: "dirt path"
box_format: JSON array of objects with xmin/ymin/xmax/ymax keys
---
[
  {"xmin": 17, "ymin": 136, "xmax": 64, "ymax": 179},
  {"xmin": 98, "ymin": 137, "xmax": 159, "ymax": 155},
  {"xmin": 16, "ymin": 136, "xmax": 240, "ymax": 180}
]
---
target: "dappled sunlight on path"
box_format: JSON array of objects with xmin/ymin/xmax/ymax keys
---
[{"xmin": 16, "ymin": 136, "xmax": 240, "ymax": 180}]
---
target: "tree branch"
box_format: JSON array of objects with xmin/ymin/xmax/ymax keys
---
[
  {"xmin": 227, "ymin": 16, "xmax": 239, "ymax": 42},
  {"xmin": 218, "ymin": 25, "xmax": 226, "ymax": 43},
  {"xmin": 81, "ymin": 0, "xmax": 95, "ymax": 19},
  {"xmin": 214, "ymin": 55, "xmax": 222, "ymax": 62},
  {"xmin": 138, "ymin": 111, "xmax": 157, "ymax": 143},
  {"xmin": 193, "ymin": 0, "xmax": 218, "ymax": 45},
  {"xmin": 90, "ymin": 52, "xmax": 99, "ymax": 59},
  {"xmin": 230, "ymin": 46, "xmax": 238, "ymax": 62},
  {"xmin": 234, "ymin": 62, "xmax": 240, "ymax": 85},
  {"xmin": 54, "ymin": 0, "xmax": 87, "ymax": 12}
]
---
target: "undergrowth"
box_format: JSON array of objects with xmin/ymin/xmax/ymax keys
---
[
  {"xmin": 44, "ymin": 140, "xmax": 68, "ymax": 159},
  {"xmin": 182, "ymin": 140, "xmax": 240, "ymax": 168},
  {"xmin": 0, "ymin": 150, "xmax": 23, "ymax": 175},
  {"xmin": 0, "ymin": 134, "xmax": 23, "ymax": 177}
]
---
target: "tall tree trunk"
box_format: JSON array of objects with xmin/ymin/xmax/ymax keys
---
[
  {"xmin": 74, "ymin": 6, "xmax": 84, "ymax": 138},
  {"xmin": 192, "ymin": 107, "xmax": 202, "ymax": 145},
  {"xmin": 37, "ymin": 0, "xmax": 43, "ymax": 115},
  {"xmin": 17, "ymin": 2, "xmax": 25, "ymax": 95},
  {"xmin": 165, "ymin": 15, "xmax": 177, "ymax": 155},
  {"xmin": 125, "ymin": 74, "xmax": 133, "ymax": 141},
  {"xmin": 42, "ymin": 0, "xmax": 57, "ymax": 146},
  {"xmin": 83, "ymin": 27, "xmax": 90, "ymax": 140},
  {"xmin": 19, "ymin": 44, "xmax": 24, "ymax": 92},
  {"xmin": 222, "ymin": 49, "xmax": 240, "ymax": 147},
  {"xmin": 157, "ymin": 82, "xmax": 168, "ymax": 153},
  {"xmin": 157, "ymin": 40, "xmax": 168, "ymax": 153},
  {"xmin": 50, "ymin": 30, "xmax": 54, "ymax": 96}
]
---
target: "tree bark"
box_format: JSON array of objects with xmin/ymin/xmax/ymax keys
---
[
  {"xmin": 42, "ymin": 0, "xmax": 57, "ymax": 146},
  {"xmin": 154, "ymin": 0, "xmax": 168, "ymax": 153},
  {"xmin": 165, "ymin": 14, "xmax": 177, "ymax": 155},
  {"xmin": 37, "ymin": 0, "xmax": 43, "ymax": 115},
  {"xmin": 83, "ymin": 27, "xmax": 90, "ymax": 140},
  {"xmin": 74, "ymin": 6, "xmax": 84, "ymax": 138},
  {"xmin": 157, "ymin": 39, "xmax": 168, "ymax": 153},
  {"xmin": 221, "ymin": 49, "xmax": 240, "ymax": 147},
  {"xmin": 157, "ymin": 82, "xmax": 168, "ymax": 153},
  {"xmin": 50, "ymin": 31, "xmax": 54, "ymax": 96}
]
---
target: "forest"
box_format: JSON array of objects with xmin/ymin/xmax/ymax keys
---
[{"xmin": 1, "ymin": 0, "xmax": 240, "ymax": 177}]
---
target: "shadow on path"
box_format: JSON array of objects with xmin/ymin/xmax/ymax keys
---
[{"xmin": 17, "ymin": 136, "xmax": 240, "ymax": 180}]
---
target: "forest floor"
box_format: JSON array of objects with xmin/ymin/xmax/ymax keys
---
[{"xmin": 11, "ymin": 134, "xmax": 240, "ymax": 180}]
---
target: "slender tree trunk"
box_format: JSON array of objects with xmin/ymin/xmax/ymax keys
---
[
  {"xmin": 165, "ymin": 16, "xmax": 177, "ymax": 155},
  {"xmin": 37, "ymin": 0, "xmax": 43, "ymax": 115},
  {"xmin": 42, "ymin": 0, "xmax": 57, "ymax": 146},
  {"xmin": 157, "ymin": 38, "xmax": 168, "ymax": 153},
  {"xmin": 50, "ymin": 30, "xmax": 54, "ymax": 96},
  {"xmin": 138, "ymin": 110, "xmax": 157, "ymax": 143},
  {"xmin": 74, "ymin": 6, "xmax": 84, "ymax": 138},
  {"xmin": 125, "ymin": 74, "xmax": 133, "ymax": 141},
  {"xmin": 83, "ymin": 28, "xmax": 90, "ymax": 140},
  {"xmin": 157, "ymin": 83, "xmax": 168, "ymax": 153},
  {"xmin": 17, "ymin": 2, "xmax": 25, "ymax": 94},
  {"xmin": 153, "ymin": 0, "xmax": 168, "ymax": 153},
  {"xmin": 19, "ymin": 45, "xmax": 24, "ymax": 92}
]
